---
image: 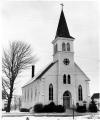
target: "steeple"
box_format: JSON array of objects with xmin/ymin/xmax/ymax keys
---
[{"xmin": 55, "ymin": 7, "xmax": 74, "ymax": 39}]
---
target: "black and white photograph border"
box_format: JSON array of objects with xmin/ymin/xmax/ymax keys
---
[{"xmin": 1, "ymin": 0, "xmax": 100, "ymax": 120}]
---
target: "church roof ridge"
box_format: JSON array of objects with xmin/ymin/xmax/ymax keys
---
[{"xmin": 55, "ymin": 9, "xmax": 74, "ymax": 39}]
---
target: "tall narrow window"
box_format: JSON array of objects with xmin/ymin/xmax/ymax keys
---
[
  {"xmin": 68, "ymin": 75, "xmax": 71, "ymax": 84},
  {"xmin": 54, "ymin": 44, "xmax": 58, "ymax": 54},
  {"xmin": 49, "ymin": 84, "xmax": 53, "ymax": 100},
  {"xmin": 63, "ymin": 74, "xmax": 66, "ymax": 84},
  {"xmin": 62, "ymin": 43, "xmax": 66, "ymax": 51},
  {"xmin": 78, "ymin": 85, "xmax": 83, "ymax": 101},
  {"xmin": 67, "ymin": 43, "xmax": 70, "ymax": 51}
]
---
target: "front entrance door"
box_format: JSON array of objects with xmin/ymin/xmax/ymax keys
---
[{"xmin": 63, "ymin": 91, "xmax": 71, "ymax": 109}]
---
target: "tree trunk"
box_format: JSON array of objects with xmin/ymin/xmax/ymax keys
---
[{"xmin": 6, "ymin": 83, "xmax": 14, "ymax": 112}]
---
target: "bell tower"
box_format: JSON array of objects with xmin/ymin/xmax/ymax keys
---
[
  {"xmin": 52, "ymin": 6, "xmax": 75, "ymax": 63},
  {"xmin": 52, "ymin": 5, "xmax": 76, "ymax": 105}
]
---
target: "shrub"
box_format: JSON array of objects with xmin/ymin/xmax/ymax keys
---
[
  {"xmin": 34, "ymin": 103, "xmax": 43, "ymax": 113},
  {"xmin": 43, "ymin": 102, "xmax": 56, "ymax": 112},
  {"xmin": 56, "ymin": 105, "xmax": 65, "ymax": 113},
  {"xmin": 20, "ymin": 108, "xmax": 29, "ymax": 112},
  {"xmin": 88, "ymin": 100, "xmax": 98, "ymax": 112},
  {"xmin": 76, "ymin": 105, "xmax": 87, "ymax": 113},
  {"xmin": 34, "ymin": 102, "xmax": 65, "ymax": 113}
]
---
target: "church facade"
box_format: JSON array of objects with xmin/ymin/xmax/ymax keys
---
[{"xmin": 22, "ymin": 8, "xmax": 90, "ymax": 110}]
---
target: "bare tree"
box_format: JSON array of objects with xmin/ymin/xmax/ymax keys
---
[{"xmin": 2, "ymin": 41, "xmax": 35, "ymax": 112}]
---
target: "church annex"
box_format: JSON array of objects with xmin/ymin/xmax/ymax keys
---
[{"xmin": 22, "ymin": 7, "xmax": 90, "ymax": 110}]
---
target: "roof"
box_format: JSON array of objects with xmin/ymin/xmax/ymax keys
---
[
  {"xmin": 36, "ymin": 62, "xmax": 56, "ymax": 79},
  {"xmin": 91, "ymin": 93, "xmax": 100, "ymax": 99},
  {"xmin": 74, "ymin": 62, "xmax": 90, "ymax": 81},
  {"xmin": 22, "ymin": 62, "xmax": 56, "ymax": 88},
  {"xmin": 55, "ymin": 9, "xmax": 74, "ymax": 39}
]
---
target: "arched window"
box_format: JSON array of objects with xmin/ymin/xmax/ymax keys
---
[
  {"xmin": 62, "ymin": 43, "xmax": 66, "ymax": 51},
  {"xmin": 54, "ymin": 44, "xmax": 58, "ymax": 54},
  {"xmin": 68, "ymin": 75, "xmax": 71, "ymax": 84},
  {"xmin": 63, "ymin": 74, "xmax": 66, "ymax": 84},
  {"xmin": 78, "ymin": 85, "xmax": 83, "ymax": 101},
  {"xmin": 67, "ymin": 43, "xmax": 70, "ymax": 51},
  {"xmin": 49, "ymin": 84, "xmax": 53, "ymax": 100}
]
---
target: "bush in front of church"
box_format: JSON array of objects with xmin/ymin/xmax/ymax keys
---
[
  {"xmin": 20, "ymin": 108, "xmax": 29, "ymax": 112},
  {"xmin": 76, "ymin": 104, "xmax": 87, "ymax": 113},
  {"xmin": 34, "ymin": 102, "xmax": 65, "ymax": 113},
  {"xmin": 34, "ymin": 103, "xmax": 43, "ymax": 113},
  {"xmin": 56, "ymin": 105, "xmax": 65, "ymax": 113},
  {"xmin": 88, "ymin": 100, "xmax": 98, "ymax": 112},
  {"xmin": 43, "ymin": 102, "xmax": 56, "ymax": 112}
]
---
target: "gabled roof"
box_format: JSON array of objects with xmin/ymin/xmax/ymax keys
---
[
  {"xmin": 36, "ymin": 62, "xmax": 56, "ymax": 79},
  {"xmin": 55, "ymin": 9, "xmax": 74, "ymax": 39},
  {"xmin": 74, "ymin": 62, "xmax": 90, "ymax": 81},
  {"xmin": 22, "ymin": 62, "xmax": 56, "ymax": 88},
  {"xmin": 91, "ymin": 93, "xmax": 100, "ymax": 99}
]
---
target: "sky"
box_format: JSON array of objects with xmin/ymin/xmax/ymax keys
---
[{"xmin": 1, "ymin": 1, "xmax": 100, "ymax": 96}]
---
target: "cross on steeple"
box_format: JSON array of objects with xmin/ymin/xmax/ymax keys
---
[{"xmin": 60, "ymin": 3, "xmax": 64, "ymax": 10}]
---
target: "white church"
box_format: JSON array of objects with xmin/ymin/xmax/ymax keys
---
[{"xmin": 22, "ymin": 7, "xmax": 90, "ymax": 110}]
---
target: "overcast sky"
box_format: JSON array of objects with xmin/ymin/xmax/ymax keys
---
[{"xmin": 1, "ymin": 1, "xmax": 100, "ymax": 96}]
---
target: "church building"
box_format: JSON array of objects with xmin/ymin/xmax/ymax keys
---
[{"xmin": 22, "ymin": 7, "xmax": 90, "ymax": 110}]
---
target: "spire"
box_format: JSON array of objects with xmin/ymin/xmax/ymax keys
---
[{"xmin": 55, "ymin": 5, "xmax": 74, "ymax": 39}]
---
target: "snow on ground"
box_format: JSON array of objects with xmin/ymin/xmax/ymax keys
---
[
  {"xmin": 2, "ymin": 111, "xmax": 100, "ymax": 120},
  {"xmin": 1, "ymin": 115, "xmax": 100, "ymax": 120}
]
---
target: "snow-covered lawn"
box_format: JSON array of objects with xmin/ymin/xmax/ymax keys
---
[
  {"xmin": 1, "ymin": 115, "xmax": 100, "ymax": 120},
  {"xmin": 2, "ymin": 111, "xmax": 100, "ymax": 120}
]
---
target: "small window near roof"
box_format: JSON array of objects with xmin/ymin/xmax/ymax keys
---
[
  {"xmin": 62, "ymin": 43, "xmax": 66, "ymax": 51},
  {"xmin": 67, "ymin": 43, "xmax": 70, "ymax": 51}
]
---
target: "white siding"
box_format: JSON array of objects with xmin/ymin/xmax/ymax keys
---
[{"xmin": 74, "ymin": 63, "xmax": 90, "ymax": 105}]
